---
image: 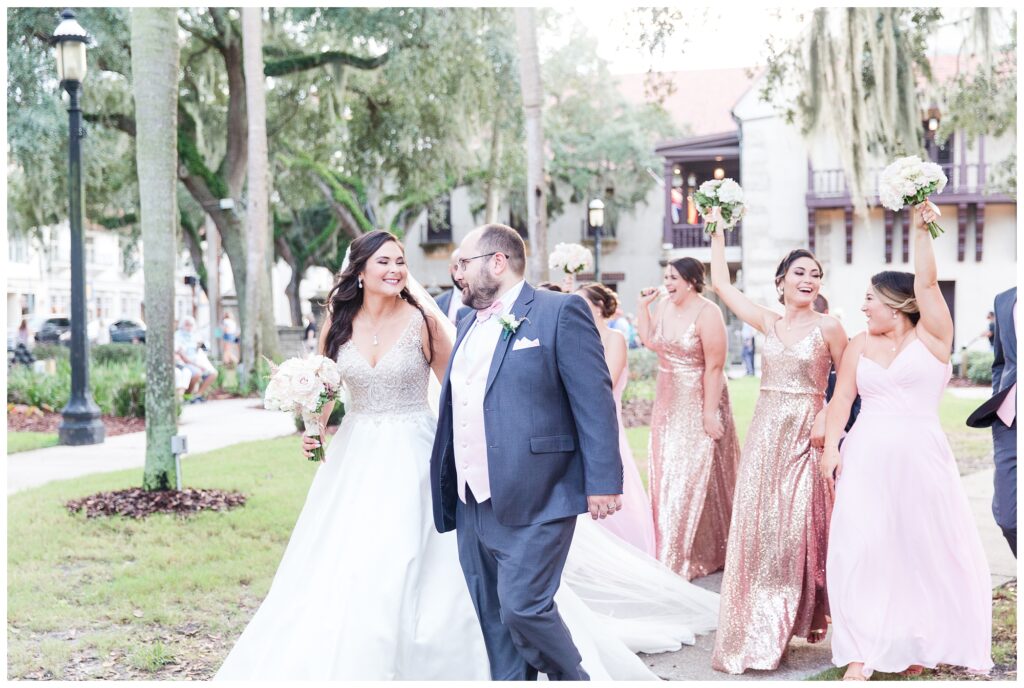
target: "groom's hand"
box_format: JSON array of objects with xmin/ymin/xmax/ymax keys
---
[{"xmin": 587, "ymin": 495, "xmax": 623, "ymax": 520}]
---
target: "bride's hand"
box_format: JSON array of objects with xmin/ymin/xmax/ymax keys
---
[{"xmin": 301, "ymin": 432, "xmax": 324, "ymax": 461}]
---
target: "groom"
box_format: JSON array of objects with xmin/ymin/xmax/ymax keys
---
[{"xmin": 430, "ymin": 224, "xmax": 623, "ymax": 681}]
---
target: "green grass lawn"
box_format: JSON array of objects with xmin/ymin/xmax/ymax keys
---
[
  {"xmin": 7, "ymin": 436, "xmax": 317, "ymax": 680},
  {"xmin": 7, "ymin": 431, "xmax": 60, "ymax": 454}
]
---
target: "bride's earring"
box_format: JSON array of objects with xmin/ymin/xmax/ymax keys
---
[
  {"xmin": 358, "ymin": 276, "xmax": 364, "ymax": 289},
  {"xmin": 891, "ymin": 310, "xmax": 897, "ymax": 319}
]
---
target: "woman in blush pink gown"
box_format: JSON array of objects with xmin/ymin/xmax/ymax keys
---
[
  {"xmin": 576, "ymin": 283, "xmax": 656, "ymax": 556},
  {"xmin": 821, "ymin": 203, "xmax": 992, "ymax": 681},
  {"xmin": 636, "ymin": 258, "xmax": 740, "ymax": 580},
  {"xmin": 708, "ymin": 230, "xmax": 850, "ymax": 674}
]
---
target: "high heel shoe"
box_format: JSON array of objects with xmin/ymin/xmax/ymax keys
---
[{"xmin": 842, "ymin": 663, "xmax": 867, "ymax": 681}]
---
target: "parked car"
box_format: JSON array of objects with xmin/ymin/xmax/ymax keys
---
[
  {"xmin": 109, "ymin": 319, "xmax": 146, "ymax": 343},
  {"xmin": 34, "ymin": 317, "xmax": 71, "ymax": 344}
]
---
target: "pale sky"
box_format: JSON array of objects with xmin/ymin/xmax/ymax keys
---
[
  {"xmin": 568, "ymin": 6, "xmax": 808, "ymax": 74},
  {"xmin": 559, "ymin": 5, "xmax": 1013, "ymax": 76}
]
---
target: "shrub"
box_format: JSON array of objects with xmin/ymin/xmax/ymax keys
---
[
  {"xmin": 92, "ymin": 343, "xmax": 145, "ymax": 366},
  {"xmin": 6, "ymin": 358, "xmax": 146, "ymax": 416},
  {"xmin": 31, "ymin": 344, "xmax": 68, "ymax": 361},
  {"xmin": 628, "ymin": 347, "xmax": 659, "ymax": 381},
  {"xmin": 967, "ymin": 350, "xmax": 995, "ymax": 385},
  {"xmin": 112, "ymin": 379, "xmax": 147, "ymax": 418}
]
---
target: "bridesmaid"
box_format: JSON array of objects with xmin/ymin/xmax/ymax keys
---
[
  {"xmin": 707, "ymin": 231, "xmax": 849, "ymax": 674},
  {"xmin": 822, "ymin": 203, "xmax": 993, "ymax": 680},
  {"xmin": 575, "ymin": 282, "xmax": 657, "ymax": 556},
  {"xmin": 635, "ymin": 258, "xmax": 740, "ymax": 579}
]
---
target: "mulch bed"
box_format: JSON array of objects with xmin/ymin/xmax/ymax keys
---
[
  {"xmin": 65, "ymin": 488, "xmax": 247, "ymax": 519},
  {"xmin": 7, "ymin": 405, "xmax": 145, "ymax": 436}
]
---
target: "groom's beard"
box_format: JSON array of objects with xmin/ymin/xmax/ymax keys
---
[{"xmin": 462, "ymin": 268, "xmax": 501, "ymax": 310}]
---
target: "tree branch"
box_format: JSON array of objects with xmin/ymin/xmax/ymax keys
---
[
  {"xmin": 264, "ymin": 49, "xmax": 390, "ymax": 77},
  {"xmin": 178, "ymin": 15, "xmax": 224, "ymax": 52},
  {"xmin": 83, "ymin": 112, "xmax": 136, "ymax": 137}
]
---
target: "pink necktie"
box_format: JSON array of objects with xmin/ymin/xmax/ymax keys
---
[
  {"xmin": 475, "ymin": 300, "xmax": 503, "ymax": 323},
  {"xmin": 996, "ymin": 300, "xmax": 1017, "ymax": 427}
]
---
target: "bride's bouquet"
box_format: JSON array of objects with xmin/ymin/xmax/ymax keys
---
[
  {"xmin": 878, "ymin": 155, "xmax": 947, "ymax": 238},
  {"xmin": 264, "ymin": 355, "xmax": 342, "ymax": 462},
  {"xmin": 692, "ymin": 178, "xmax": 745, "ymax": 235}
]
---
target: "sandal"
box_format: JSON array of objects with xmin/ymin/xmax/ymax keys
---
[{"xmin": 901, "ymin": 665, "xmax": 924, "ymax": 677}]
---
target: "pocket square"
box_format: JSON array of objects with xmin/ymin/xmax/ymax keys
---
[{"xmin": 512, "ymin": 337, "xmax": 540, "ymax": 351}]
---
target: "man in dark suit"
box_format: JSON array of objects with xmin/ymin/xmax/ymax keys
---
[
  {"xmin": 430, "ymin": 224, "xmax": 622, "ymax": 680},
  {"xmin": 967, "ymin": 286, "xmax": 1016, "ymax": 557},
  {"xmin": 434, "ymin": 249, "xmax": 473, "ymax": 325}
]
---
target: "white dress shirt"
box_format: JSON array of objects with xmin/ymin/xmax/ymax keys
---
[{"xmin": 450, "ymin": 280, "xmax": 526, "ymax": 503}]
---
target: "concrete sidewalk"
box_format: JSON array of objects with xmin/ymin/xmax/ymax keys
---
[{"xmin": 6, "ymin": 398, "xmax": 297, "ymax": 494}]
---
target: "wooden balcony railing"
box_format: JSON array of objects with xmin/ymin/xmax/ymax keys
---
[
  {"xmin": 663, "ymin": 222, "xmax": 742, "ymax": 249},
  {"xmin": 806, "ymin": 162, "xmax": 1010, "ymax": 207}
]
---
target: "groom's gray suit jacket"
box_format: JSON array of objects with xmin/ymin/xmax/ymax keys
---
[{"xmin": 430, "ymin": 282, "xmax": 623, "ymax": 530}]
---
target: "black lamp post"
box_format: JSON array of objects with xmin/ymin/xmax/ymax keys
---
[
  {"xmin": 588, "ymin": 198, "xmax": 605, "ymax": 283},
  {"xmin": 54, "ymin": 9, "xmax": 104, "ymax": 445}
]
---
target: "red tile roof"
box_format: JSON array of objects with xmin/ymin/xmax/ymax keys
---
[{"xmin": 613, "ymin": 67, "xmax": 758, "ymax": 136}]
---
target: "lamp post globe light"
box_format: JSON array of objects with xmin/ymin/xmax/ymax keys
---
[
  {"xmin": 588, "ymin": 198, "xmax": 605, "ymax": 282},
  {"xmin": 54, "ymin": 9, "xmax": 104, "ymax": 445}
]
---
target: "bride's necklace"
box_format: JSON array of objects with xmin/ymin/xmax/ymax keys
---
[{"xmin": 364, "ymin": 299, "xmax": 400, "ymax": 346}]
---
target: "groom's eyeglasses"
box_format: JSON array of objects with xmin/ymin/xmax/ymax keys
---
[{"xmin": 456, "ymin": 252, "xmax": 502, "ymax": 271}]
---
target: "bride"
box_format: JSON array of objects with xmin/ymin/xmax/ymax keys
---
[{"xmin": 215, "ymin": 230, "xmax": 719, "ymax": 680}]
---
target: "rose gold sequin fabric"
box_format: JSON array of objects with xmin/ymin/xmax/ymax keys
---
[
  {"xmin": 647, "ymin": 308, "xmax": 740, "ymax": 580},
  {"xmin": 711, "ymin": 322, "xmax": 833, "ymax": 674}
]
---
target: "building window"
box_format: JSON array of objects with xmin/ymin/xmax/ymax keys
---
[
  {"xmin": 424, "ymin": 195, "xmax": 452, "ymax": 244},
  {"xmin": 51, "ymin": 293, "xmax": 70, "ymax": 315},
  {"xmin": 85, "ymin": 236, "xmax": 96, "ymax": 265},
  {"xmin": 9, "ymin": 235, "xmax": 29, "ymax": 263}
]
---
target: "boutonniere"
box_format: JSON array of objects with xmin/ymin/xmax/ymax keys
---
[{"xmin": 497, "ymin": 313, "xmax": 529, "ymax": 341}]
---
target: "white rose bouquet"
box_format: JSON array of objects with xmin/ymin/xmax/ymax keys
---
[
  {"xmin": 878, "ymin": 155, "xmax": 947, "ymax": 239},
  {"xmin": 264, "ymin": 354, "xmax": 342, "ymax": 462},
  {"xmin": 692, "ymin": 178, "xmax": 746, "ymax": 235},
  {"xmin": 548, "ymin": 242, "xmax": 593, "ymax": 275}
]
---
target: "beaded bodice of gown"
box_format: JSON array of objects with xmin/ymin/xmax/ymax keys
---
[
  {"xmin": 759, "ymin": 322, "xmax": 832, "ymax": 396},
  {"xmin": 335, "ymin": 311, "xmax": 431, "ymax": 417}
]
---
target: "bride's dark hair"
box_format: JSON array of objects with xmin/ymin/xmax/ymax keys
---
[{"xmin": 322, "ymin": 230, "xmax": 435, "ymax": 363}]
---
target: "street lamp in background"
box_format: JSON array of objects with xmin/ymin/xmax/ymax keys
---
[
  {"xmin": 588, "ymin": 198, "xmax": 605, "ymax": 283},
  {"xmin": 54, "ymin": 9, "xmax": 104, "ymax": 445}
]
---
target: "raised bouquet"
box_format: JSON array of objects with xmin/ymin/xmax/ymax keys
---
[
  {"xmin": 263, "ymin": 355, "xmax": 341, "ymax": 462},
  {"xmin": 878, "ymin": 155, "xmax": 947, "ymax": 239},
  {"xmin": 548, "ymin": 242, "xmax": 594, "ymax": 275},
  {"xmin": 692, "ymin": 178, "xmax": 746, "ymax": 235}
]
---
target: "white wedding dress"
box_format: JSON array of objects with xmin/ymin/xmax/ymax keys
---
[{"xmin": 215, "ymin": 311, "xmax": 719, "ymax": 680}]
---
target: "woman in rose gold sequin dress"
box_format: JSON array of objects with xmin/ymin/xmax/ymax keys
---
[
  {"xmin": 708, "ymin": 230, "xmax": 849, "ymax": 674},
  {"xmin": 576, "ymin": 283, "xmax": 657, "ymax": 556},
  {"xmin": 636, "ymin": 257, "xmax": 740, "ymax": 579}
]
